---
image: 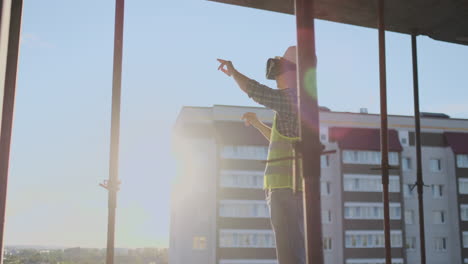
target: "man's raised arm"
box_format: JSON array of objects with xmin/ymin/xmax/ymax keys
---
[
  {"xmin": 217, "ymin": 59, "xmax": 290, "ymax": 114},
  {"xmin": 217, "ymin": 59, "xmax": 250, "ymax": 94}
]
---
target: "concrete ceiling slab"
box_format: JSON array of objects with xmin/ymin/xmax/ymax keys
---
[{"xmin": 208, "ymin": 0, "xmax": 468, "ymax": 45}]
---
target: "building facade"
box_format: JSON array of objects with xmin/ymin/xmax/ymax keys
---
[{"xmin": 170, "ymin": 105, "xmax": 468, "ymax": 264}]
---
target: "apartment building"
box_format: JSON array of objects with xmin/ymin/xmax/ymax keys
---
[{"xmin": 169, "ymin": 105, "xmax": 468, "ymax": 264}]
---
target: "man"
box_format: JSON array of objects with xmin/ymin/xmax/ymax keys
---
[{"xmin": 217, "ymin": 46, "xmax": 305, "ymax": 264}]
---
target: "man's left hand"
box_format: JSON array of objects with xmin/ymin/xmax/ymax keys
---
[{"xmin": 242, "ymin": 112, "xmax": 260, "ymax": 127}]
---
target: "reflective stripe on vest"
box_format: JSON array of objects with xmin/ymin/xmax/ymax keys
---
[{"xmin": 264, "ymin": 115, "xmax": 301, "ymax": 189}]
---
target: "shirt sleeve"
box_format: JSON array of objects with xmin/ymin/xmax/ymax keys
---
[{"xmin": 246, "ymin": 79, "xmax": 291, "ymax": 113}]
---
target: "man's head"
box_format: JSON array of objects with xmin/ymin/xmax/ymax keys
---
[{"xmin": 266, "ymin": 46, "xmax": 297, "ymax": 89}]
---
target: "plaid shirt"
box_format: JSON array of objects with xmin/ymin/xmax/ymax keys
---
[{"xmin": 246, "ymin": 79, "xmax": 299, "ymax": 138}]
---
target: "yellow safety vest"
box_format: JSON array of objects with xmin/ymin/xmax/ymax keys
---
[{"xmin": 264, "ymin": 115, "xmax": 302, "ymax": 189}]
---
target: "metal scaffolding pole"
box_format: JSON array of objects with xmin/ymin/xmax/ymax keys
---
[
  {"xmin": 0, "ymin": 1, "xmax": 23, "ymax": 263},
  {"xmin": 294, "ymin": 0, "xmax": 324, "ymax": 264},
  {"xmin": 377, "ymin": 0, "xmax": 392, "ymax": 264},
  {"xmin": 411, "ymin": 34, "xmax": 427, "ymax": 264},
  {"xmin": 103, "ymin": 1, "xmax": 125, "ymax": 264}
]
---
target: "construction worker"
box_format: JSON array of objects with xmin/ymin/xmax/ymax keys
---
[{"xmin": 218, "ymin": 46, "xmax": 305, "ymax": 264}]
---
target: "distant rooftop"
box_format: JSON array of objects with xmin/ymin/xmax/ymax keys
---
[{"xmin": 181, "ymin": 104, "xmax": 467, "ymax": 121}]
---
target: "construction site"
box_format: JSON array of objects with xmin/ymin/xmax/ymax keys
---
[{"xmin": 1, "ymin": 1, "xmax": 468, "ymax": 264}]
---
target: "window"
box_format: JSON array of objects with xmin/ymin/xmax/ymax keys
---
[
  {"xmin": 342, "ymin": 151, "xmax": 399, "ymax": 165},
  {"xmin": 221, "ymin": 145, "xmax": 268, "ymax": 160},
  {"xmin": 402, "ymin": 157, "xmax": 412, "ymax": 171},
  {"xmin": 220, "ymin": 170, "xmax": 263, "ymax": 189},
  {"xmin": 464, "ymin": 232, "xmax": 468, "ymax": 248},
  {"xmin": 323, "ymin": 237, "xmax": 332, "ymax": 251},
  {"xmin": 219, "ymin": 200, "xmax": 269, "ymax": 218},
  {"xmin": 400, "ymin": 138, "xmax": 408, "ymax": 145},
  {"xmin": 404, "ymin": 184, "xmax": 416, "ymax": 198},
  {"xmin": 398, "ymin": 130, "xmax": 409, "ymax": 147},
  {"xmin": 219, "ymin": 229, "xmax": 275, "ymax": 248},
  {"xmin": 193, "ymin": 236, "xmax": 207, "ymax": 250},
  {"xmin": 432, "ymin": 184, "xmax": 443, "ymax": 198},
  {"xmin": 406, "ymin": 237, "xmax": 416, "ymax": 251},
  {"xmin": 433, "ymin": 237, "xmax": 447, "ymax": 252},
  {"xmin": 320, "ymin": 134, "xmax": 328, "ymax": 142},
  {"xmin": 343, "ymin": 174, "xmax": 400, "ymax": 193},
  {"xmin": 322, "ymin": 210, "xmax": 332, "ymax": 223},
  {"xmin": 433, "ymin": 211, "xmax": 446, "ymax": 224},
  {"xmin": 344, "ymin": 202, "xmax": 401, "ymax": 220},
  {"xmin": 345, "ymin": 259, "xmax": 404, "ymax": 264},
  {"xmin": 345, "ymin": 230, "xmax": 402, "ymax": 248},
  {"xmin": 321, "ymin": 155, "xmax": 330, "ymax": 168},
  {"xmin": 320, "ymin": 126, "xmax": 328, "ymax": 143},
  {"xmin": 429, "ymin": 159, "xmax": 442, "ymax": 172},
  {"xmin": 459, "ymin": 178, "xmax": 468, "ymax": 194},
  {"xmin": 321, "ymin": 181, "xmax": 331, "ymax": 196},
  {"xmin": 458, "ymin": 155, "xmax": 468, "ymax": 168},
  {"xmin": 390, "ymin": 205, "xmax": 402, "ymax": 220},
  {"xmin": 405, "ymin": 210, "xmax": 414, "ymax": 225},
  {"xmin": 461, "ymin": 205, "xmax": 468, "ymax": 221}
]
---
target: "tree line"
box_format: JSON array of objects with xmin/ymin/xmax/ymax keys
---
[{"xmin": 3, "ymin": 247, "xmax": 168, "ymax": 264}]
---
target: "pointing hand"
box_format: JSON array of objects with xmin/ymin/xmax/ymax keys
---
[{"xmin": 217, "ymin": 59, "xmax": 235, "ymax": 76}]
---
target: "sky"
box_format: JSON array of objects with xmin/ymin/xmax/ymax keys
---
[{"xmin": 4, "ymin": 0, "xmax": 468, "ymax": 249}]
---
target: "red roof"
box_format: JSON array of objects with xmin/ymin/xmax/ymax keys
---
[
  {"xmin": 444, "ymin": 132, "xmax": 468, "ymax": 154},
  {"xmin": 329, "ymin": 127, "xmax": 403, "ymax": 152}
]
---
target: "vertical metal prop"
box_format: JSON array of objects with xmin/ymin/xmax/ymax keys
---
[
  {"xmin": 0, "ymin": 1, "xmax": 23, "ymax": 263},
  {"xmin": 294, "ymin": 0, "xmax": 324, "ymax": 264},
  {"xmin": 105, "ymin": 1, "xmax": 125, "ymax": 264},
  {"xmin": 377, "ymin": 0, "xmax": 392, "ymax": 264},
  {"xmin": 411, "ymin": 34, "xmax": 427, "ymax": 264}
]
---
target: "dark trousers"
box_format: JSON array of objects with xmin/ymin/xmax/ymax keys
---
[{"xmin": 266, "ymin": 188, "xmax": 306, "ymax": 264}]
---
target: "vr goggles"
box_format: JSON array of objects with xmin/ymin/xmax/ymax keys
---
[{"xmin": 266, "ymin": 57, "xmax": 297, "ymax": 80}]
